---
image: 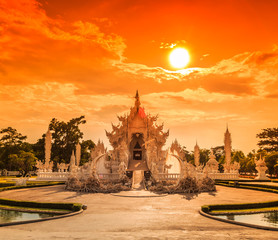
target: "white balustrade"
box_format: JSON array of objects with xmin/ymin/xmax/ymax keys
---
[{"xmin": 36, "ymin": 172, "xmax": 69, "ymax": 181}]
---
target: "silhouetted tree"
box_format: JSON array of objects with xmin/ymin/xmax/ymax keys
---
[
  {"xmin": 257, "ymin": 128, "xmax": 278, "ymax": 152},
  {"xmin": 35, "ymin": 116, "xmax": 88, "ymax": 167},
  {"xmin": 265, "ymin": 152, "xmax": 278, "ymax": 177},
  {"xmin": 0, "ymin": 127, "xmax": 27, "ymax": 170},
  {"xmin": 9, "ymin": 151, "xmax": 37, "ymax": 176},
  {"xmin": 199, "ymin": 148, "xmax": 210, "ymax": 166},
  {"xmin": 80, "ymin": 139, "xmax": 95, "ymax": 165}
]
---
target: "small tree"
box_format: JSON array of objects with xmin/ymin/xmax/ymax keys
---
[
  {"xmin": 80, "ymin": 140, "xmax": 95, "ymax": 165},
  {"xmin": 199, "ymin": 149, "xmax": 210, "ymax": 166},
  {"xmin": 245, "ymin": 151, "xmax": 256, "ymax": 174},
  {"xmin": 9, "ymin": 151, "xmax": 37, "ymax": 176},
  {"xmin": 0, "ymin": 127, "xmax": 27, "ymax": 170}
]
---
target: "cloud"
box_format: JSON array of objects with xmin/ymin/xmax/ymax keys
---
[
  {"xmin": 1, "ymin": 0, "xmax": 278, "ymax": 153},
  {"xmin": 116, "ymin": 48, "xmax": 278, "ymax": 97},
  {"xmin": 0, "ymin": 0, "xmax": 126, "ymax": 87},
  {"xmin": 1, "ymin": 0, "xmax": 278, "ymax": 99}
]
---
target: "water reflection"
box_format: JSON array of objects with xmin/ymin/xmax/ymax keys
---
[
  {"xmin": 263, "ymin": 211, "xmax": 278, "ymax": 224},
  {"xmin": 217, "ymin": 211, "xmax": 278, "ymax": 228},
  {"xmin": 0, "ymin": 209, "xmax": 57, "ymax": 224}
]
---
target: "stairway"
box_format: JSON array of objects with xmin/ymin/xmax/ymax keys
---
[{"xmin": 132, "ymin": 170, "xmax": 145, "ymax": 190}]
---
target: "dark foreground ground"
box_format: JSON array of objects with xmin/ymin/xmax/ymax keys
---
[{"xmin": 0, "ymin": 185, "xmax": 277, "ymax": 240}]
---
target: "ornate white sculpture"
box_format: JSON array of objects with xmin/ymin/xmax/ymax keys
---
[
  {"xmin": 105, "ymin": 90, "xmax": 169, "ymax": 175},
  {"xmin": 57, "ymin": 163, "xmax": 69, "ymax": 172},
  {"xmin": 255, "ymin": 155, "xmax": 269, "ymax": 180},
  {"xmin": 205, "ymin": 149, "xmax": 219, "ymax": 173}
]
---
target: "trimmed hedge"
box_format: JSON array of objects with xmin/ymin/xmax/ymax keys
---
[
  {"xmin": 215, "ymin": 179, "xmax": 272, "ymax": 183},
  {"xmin": 0, "ymin": 182, "xmax": 65, "ymax": 192},
  {"xmin": 0, "ymin": 183, "xmax": 15, "ymax": 187},
  {"xmin": 215, "ymin": 182, "xmax": 278, "ymax": 194},
  {"xmin": 201, "ymin": 200, "xmax": 278, "ymax": 213},
  {"xmin": 0, "ymin": 198, "xmax": 82, "ymax": 212},
  {"xmin": 239, "ymin": 183, "xmax": 278, "ymax": 190}
]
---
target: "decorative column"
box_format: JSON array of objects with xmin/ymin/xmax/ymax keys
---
[
  {"xmin": 224, "ymin": 126, "xmax": 232, "ymax": 173},
  {"xmin": 194, "ymin": 142, "xmax": 200, "ymax": 167},
  {"xmin": 76, "ymin": 143, "xmax": 81, "ymax": 166},
  {"xmin": 45, "ymin": 129, "xmax": 52, "ymax": 169},
  {"xmin": 69, "ymin": 150, "xmax": 76, "ymax": 172}
]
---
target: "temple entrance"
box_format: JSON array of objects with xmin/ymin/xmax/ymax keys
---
[{"xmin": 127, "ymin": 133, "xmax": 149, "ymax": 171}]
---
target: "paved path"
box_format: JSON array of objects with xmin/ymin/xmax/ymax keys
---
[{"xmin": 0, "ymin": 185, "xmax": 277, "ymax": 240}]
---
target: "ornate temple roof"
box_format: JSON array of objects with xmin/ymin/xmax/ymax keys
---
[{"xmin": 105, "ymin": 91, "xmax": 169, "ymax": 149}]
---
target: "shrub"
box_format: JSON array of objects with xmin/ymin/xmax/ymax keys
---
[
  {"xmin": 202, "ymin": 200, "xmax": 278, "ymax": 213},
  {"xmin": 0, "ymin": 198, "xmax": 82, "ymax": 212}
]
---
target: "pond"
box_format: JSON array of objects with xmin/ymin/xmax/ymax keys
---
[
  {"xmin": 0, "ymin": 209, "xmax": 59, "ymax": 224},
  {"xmin": 217, "ymin": 211, "xmax": 278, "ymax": 228}
]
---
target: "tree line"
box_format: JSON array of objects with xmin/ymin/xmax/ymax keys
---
[{"xmin": 0, "ymin": 118, "xmax": 278, "ymax": 177}]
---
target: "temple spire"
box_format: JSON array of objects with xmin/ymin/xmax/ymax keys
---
[
  {"xmin": 135, "ymin": 90, "xmax": 141, "ymax": 111},
  {"xmin": 226, "ymin": 123, "xmax": 229, "ymax": 132},
  {"xmin": 194, "ymin": 141, "xmax": 200, "ymax": 167}
]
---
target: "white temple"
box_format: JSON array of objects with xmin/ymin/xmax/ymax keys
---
[
  {"xmin": 105, "ymin": 90, "xmax": 169, "ymax": 176},
  {"xmin": 36, "ymin": 91, "xmax": 240, "ymax": 181}
]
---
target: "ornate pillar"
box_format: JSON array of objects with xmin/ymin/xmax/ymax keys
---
[
  {"xmin": 45, "ymin": 129, "xmax": 52, "ymax": 165},
  {"xmin": 76, "ymin": 143, "xmax": 81, "ymax": 166}
]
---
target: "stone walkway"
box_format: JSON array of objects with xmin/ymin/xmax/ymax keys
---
[{"xmin": 0, "ymin": 185, "xmax": 277, "ymax": 239}]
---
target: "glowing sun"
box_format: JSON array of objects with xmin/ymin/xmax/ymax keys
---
[{"xmin": 169, "ymin": 48, "xmax": 190, "ymax": 69}]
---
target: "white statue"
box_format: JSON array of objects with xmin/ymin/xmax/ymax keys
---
[
  {"xmin": 255, "ymin": 155, "xmax": 269, "ymax": 180},
  {"xmin": 205, "ymin": 149, "xmax": 219, "ymax": 173}
]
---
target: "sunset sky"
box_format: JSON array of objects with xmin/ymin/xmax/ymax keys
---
[{"xmin": 1, "ymin": 0, "xmax": 278, "ymax": 153}]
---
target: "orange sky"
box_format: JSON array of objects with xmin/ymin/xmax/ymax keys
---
[{"xmin": 1, "ymin": 0, "xmax": 278, "ymax": 153}]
